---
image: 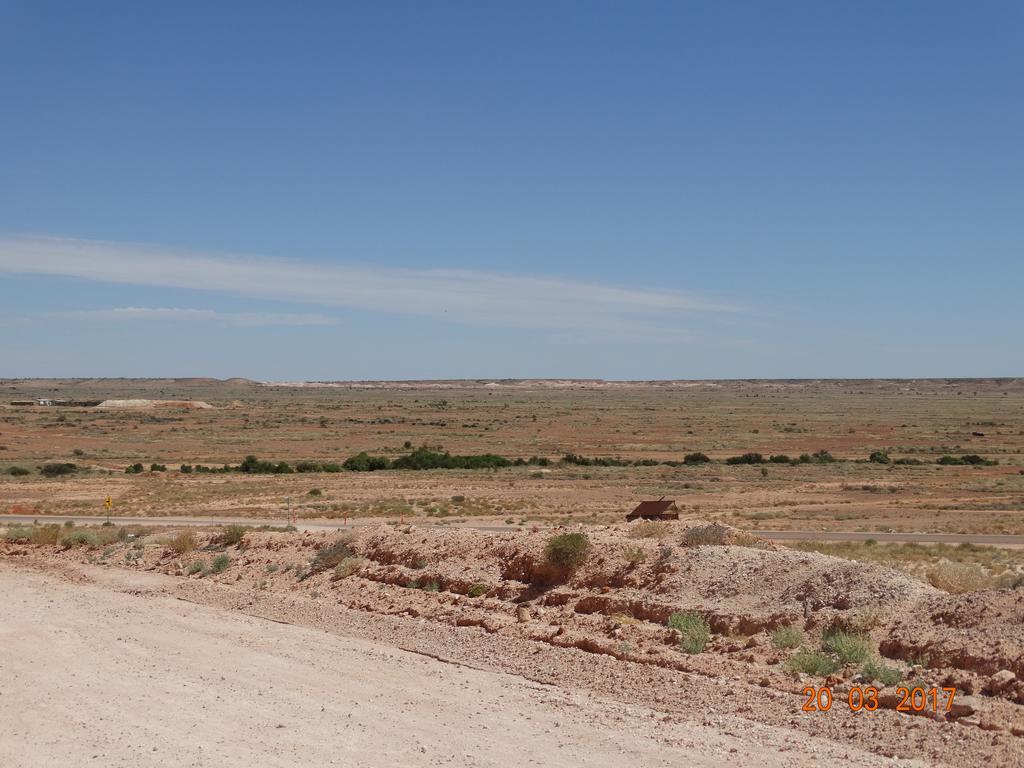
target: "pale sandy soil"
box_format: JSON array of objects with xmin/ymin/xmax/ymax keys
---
[{"xmin": 1, "ymin": 564, "xmax": 913, "ymax": 768}]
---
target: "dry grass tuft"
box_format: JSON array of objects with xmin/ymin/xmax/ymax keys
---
[
  {"xmin": 682, "ymin": 523, "xmax": 767, "ymax": 549},
  {"xmin": 627, "ymin": 521, "xmax": 672, "ymax": 540},
  {"xmin": 168, "ymin": 530, "xmax": 197, "ymax": 555}
]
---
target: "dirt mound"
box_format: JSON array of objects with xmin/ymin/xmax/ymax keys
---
[{"xmin": 96, "ymin": 399, "xmax": 213, "ymax": 409}]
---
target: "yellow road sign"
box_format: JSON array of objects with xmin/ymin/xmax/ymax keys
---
[{"xmin": 104, "ymin": 496, "xmax": 112, "ymax": 508}]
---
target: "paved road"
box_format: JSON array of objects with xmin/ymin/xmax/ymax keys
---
[{"xmin": 2, "ymin": 512, "xmax": 1023, "ymax": 546}]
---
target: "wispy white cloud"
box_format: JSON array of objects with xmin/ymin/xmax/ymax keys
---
[
  {"xmin": 43, "ymin": 307, "xmax": 337, "ymax": 327},
  {"xmin": 0, "ymin": 235, "xmax": 743, "ymax": 331}
]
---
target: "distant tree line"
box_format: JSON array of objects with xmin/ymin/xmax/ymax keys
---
[{"xmin": 114, "ymin": 446, "xmax": 1000, "ymax": 475}]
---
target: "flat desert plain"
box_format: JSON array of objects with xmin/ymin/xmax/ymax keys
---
[{"xmin": 2, "ymin": 378, "xmax": 1023, "ymax": 766}]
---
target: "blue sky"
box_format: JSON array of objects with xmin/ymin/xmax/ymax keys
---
[{"xmin": 1, "ymin": 1, "xmax": 1021, "ymax": 379}]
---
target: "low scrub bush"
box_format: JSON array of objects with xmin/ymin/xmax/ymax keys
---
[
  {"xmin": 187, "ymin": 560, "xmax": 204, "ymax": 575},
  {"xmin": 305, "ymin": 535, "xmax": 355, "ymax": 579},
  {"xmin": 768, "ymin": 454, "xmax": 792, "ymax": 464},
  {"xmin": 6, "ymin": 466, "xmax": 30, "ymax": 476},
  {"xmin": 168, "ymin": 530, "xmax": 197, "ymax": 555},
  {"xmin": 343, "ymin": 452, "xmax": 390, "ymax": 472},
  {"xmin": 125, "ymin": 463, "xmax": 144, "ymax": 474},
  {"xmin": 210, "ymin": 554, "xmax": 230, "ymax": 573},
  {"xmin": 212, "ymin": 524, "xmax": 248, "ymax": 548},
  {"xmin": 771, "ymin": 625, "xmax": 804, "ymax": 649},
  {"xmin": 725, "ymin": 453, "xmax": 764, "ymax": 465},
  {"xmin": 544, "ymin": 532, "xmax": 592, "ymax": 571},
  {"xmin": 868, "ymin": 450, "xmax": 891, "ymax": 464},
  {"xmin": 2, "ymin": 525, "xmax": 35, "ymax": 541},
  {"xmin": 786, "ymin": 648, "xmax": 838, "ymax": 677},
  {"xmin": 937, "ymin": 454, "xmax": 997, "ymax": 466},
  {"xmin": 41, "ymin": 462, "xmax": 77, "ymax": 477},
  {"xmin": 823, "ymin": 630, "xmax": 872, "ymax": 664},
  {"xmin": 332, "ymin": 556, "xmax": 364, "ymax": 580},
  {"xmin": 561, "ymin": 453, "xmax": 631, "ymax": 467},
  {"xmin": 61, "ymin": 529, "xmax": 99, "ymax": 548},
  {"xmin": 683, "ymin": 452, "xmax": 710, "ymax": 465},
  {"xmin": 623, "ymin": 546, "xmax": 647, "ymax": 566},
  {"xmin": 667, "ymin": 612, "xmax": 710, "ymax": 654},
  {"xmin": 150, "ymin": 463, "xmax": 167, "ymax": 472},
  {"xmin": 30, "ymin": 524, "xmax": 63, "ymax": 545}
]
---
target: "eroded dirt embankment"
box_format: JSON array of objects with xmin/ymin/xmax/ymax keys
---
[{"xmin": 3, "ymin": 520, "xmax": 1024, "ymax": 765}]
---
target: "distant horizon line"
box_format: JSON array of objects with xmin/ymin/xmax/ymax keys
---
[{"xmin": 2, "ymin": 376, "xmax": 1022, "ymax": 385}]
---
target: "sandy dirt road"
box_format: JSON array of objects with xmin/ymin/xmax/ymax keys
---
[{"xmin": 0, "ymin": 564, "xmax": 906, "ymax": 768}]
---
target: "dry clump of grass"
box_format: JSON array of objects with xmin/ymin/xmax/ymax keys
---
[
  {"xmin": 305, "ymin": 534, "xmax": 356, "ymax": 579},
  {"xmin": 623, "ymin": 545, "xmax": 647, "ymax": 566},
  {"xmin": 627, "ymin": 520, "xmax": 672, "ymax": 540},
  {"xmin": 168, "ymin": 530, "xmax": 197, "ymax": 555},
  {"xmin": 212, "ymin": 524, "xmax": 248, "ymax": 548},
  {"xmin": 925, "ymin": 561, "xmax": 1016, "ymax": 594},
  {"xmin": 331, "ymin": 556, "xmax": 364, "ymax": 580},
  {"xmin": 682, "ymin": 523, "xmax": 767, "ymax": 549}
]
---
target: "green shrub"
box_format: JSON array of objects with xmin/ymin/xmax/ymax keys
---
[
  {"xmin": 2, "ymin": 525, "xmax": 35, "ymax": 541},
  {"xmin": 467, "ymin": 583, "xmax": 489, "ymax": 598},
  {"xmin": 868, "ymin": 450, "xmax": 891, "ymax": 464},
  {"xmin": 150, "ymin": 463, "xmax": 167, "ymax": 472},
  {"xmin": 423, "ymin": 580, "xmax": 440, "ymax": 592},
  {"xmin": 210, "ymin": 554, "xmax": 230, "ymax": 573},
  {"xmin": 667, "ymin": 612, "xmax": 710, "ymax": 654},
  {"xmin": 771, "ymin": 625, "xmax": 804, "ymax": 649},
  {"xmin": 786, "ymin": 648, "xmax": 838, "ymax": 676},
  {"xmin": 125, "ymin": 463, "xmax": 144, "ymax": 474},
  {"xmin": 265, "ymin": 563, "xmax": 279, "ymax": 573},
  {"xmin": 862, "ymin": 658, "xmax": 903, "ymax": 686},
  {"xmin": 768, "ymin": 454, "xmax": 792, "ymax": 464},
  {"xmin": 543, "ymin": 532, "xmax": 591, "ymax": 571},
  {"xmin": 187, "ymin": 560, "xmax": 204, "ymax": 575},
  {"xmin": 683, "ymin": 452, "xmax": 711, "ymax": 465},
  {"xmin": 6, "ymin": 466, "xmax": 30, "ymax": 476},
  {"xmin": 823, "ymin": 630, "xmax": 872, "ymax": 664},
  {"xmin": 179, "ymin": 464, "xmax": 194, "ymax": 474},
  {"xmin": 41, "ymin": 462, "xmax": 77, "ymax": 477},
  {"xmin": 308, "ymin": 488, "xmax": 322, "ymax": 496},
  {"xmin": 342, "ymin": 452, "xmax": 390, "ymax": 472},
  {"xmin": 811, "ymin": 450, "xmax": 836, "ymax": 463}
]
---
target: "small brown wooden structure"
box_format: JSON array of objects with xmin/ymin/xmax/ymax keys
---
[{"xmin": 626, "ymin": 497, "xmax": 679, "ymax": 521}]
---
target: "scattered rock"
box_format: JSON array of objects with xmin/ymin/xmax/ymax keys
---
[
  {"xmin": 948, "ymin": 695, "xmax": 980, "ymax": 719},
  {"xmin": 986, "ymin": 669, "xmax": 1016, "ymax": 694}
]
